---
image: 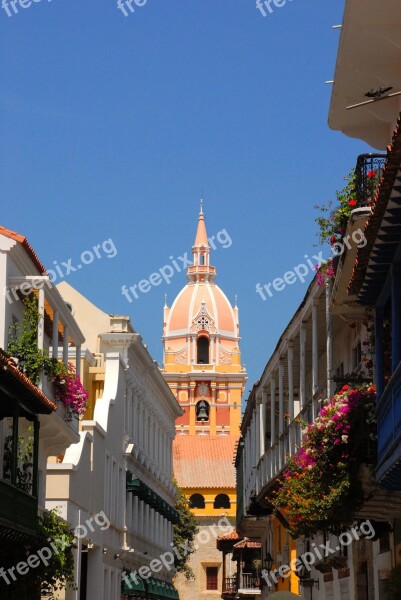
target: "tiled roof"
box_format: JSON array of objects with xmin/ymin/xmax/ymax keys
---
[
  {"xmin": 0, "ymin": 350, "xmax": 56, "ymax": 412},
  {"xmin": 173, "ymin": 435, "xmax": 238, "ymax": 489},
  {"xmin": 217, "ymin": 529, "xmax": 240, "ymax": 541},
  {"xmin": 348, "ymin": 113, "xmax": 401, "ymax": 297},
  {"xmin": 0, "ymin": 226, "xmax": 47, "ymax": 275},
  {"xmin": 233, "ymin": 538, "xmax": 261, "ymax": 550}
]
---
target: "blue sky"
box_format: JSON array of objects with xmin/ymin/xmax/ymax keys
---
[{"xmin": 1, "ymin": 0, "xmax": 373, "ymax": 397}]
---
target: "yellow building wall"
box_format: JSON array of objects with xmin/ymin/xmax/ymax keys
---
[
  {"xmin": 184, "ymin": 487, "xmax": 236, "ymax": 518},
  {"xmin": 272, "ymin": 519, "xmax": 300, "ymax": 594}
]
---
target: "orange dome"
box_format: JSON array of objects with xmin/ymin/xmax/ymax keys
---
[{"xmin": 166, "ymin": 281, "xmax": 237, "ymax": 338}]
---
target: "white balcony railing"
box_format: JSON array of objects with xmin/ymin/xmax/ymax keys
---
[
  {"xmin": 244, "ymin": 396, "xmax": 321, "ymax": 512},
  {"xmin": 41, "ymin": 376, "xmax": 79, "ymax": 435}
]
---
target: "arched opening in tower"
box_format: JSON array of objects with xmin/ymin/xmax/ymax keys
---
[{"xmin": 197, "ymin": 336, "xmax": 210, "ymax": 364}]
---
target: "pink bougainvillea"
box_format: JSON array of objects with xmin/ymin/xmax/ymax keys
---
[
  {"xmin": 273, "ymin": 384, "xmax": 377, "ymax": 536},
  {"xmin": 52, "ymin": 363, "xmax": 88, "ymax": 420},
  {"xmin": 314, "ymin": 259, "xmax": 335, "ymax": 286}
]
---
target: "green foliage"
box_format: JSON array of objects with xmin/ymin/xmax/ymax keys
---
[
  {"xmin": 8, "ymin": 296, "xmax": 48, "ymax": 385},
  {"xmin": 172, "ymin": 480, "xmax": 198, "ymax": 580},
  {"xmin": 315, "ymin": 170, "xmax": 358, "ymax": 245},
  {"xmin": 385, "ymin": 563, "xmax": 401, "ymax": 600},
  {"xmin": 7, "ymin": 296, "xmax": 88, "ymax": 418},
  {"xmin": 2, "ymin": 428, "xmax": 34, "ymax": 493},
  {"xmin": 38, "ymin": 509, "xmax": 76, "ymax": 597},
  {"xmin": 0, "ymin": 509, "xmax": 76, "ymax": 599},
  {"xmin": 272, "ymin": 385, "xmax": 377, "ymax": 537}
]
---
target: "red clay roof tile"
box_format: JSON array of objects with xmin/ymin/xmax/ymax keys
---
[
  {"xmin": 349, "ymin": 113, "xmax": 401, "ymax": 296},
  {"xmin": 0, "ymin": 226, "xmax": 47, "ymax": 275},
  {"xmin": 0, "ymin": 349, "xmax": 56, "ymax": 412},
  {"xmin": 173, "ymin": 435, "xmax": 238, "ymax": 489}
]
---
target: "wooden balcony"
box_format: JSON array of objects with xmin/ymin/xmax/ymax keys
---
[
  {"xmin": 376, "ymin": 361, "xmax": 401, "ymax": 489},
  {"xmin": 237, "ymin": 573, "xmax": 261, "ymax": 596},
  {"xmin": 223, "ymin": 576, "xmax": 237, "ymax": 595},
  {"xmin": 222, "ymin": 574, "xmax": 261, "ymax": 597},
  {"xmin": 0, "ymin": 480, "xmax": 38, "ymax": 540}
]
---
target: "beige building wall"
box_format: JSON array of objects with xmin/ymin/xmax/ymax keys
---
[{"xmin": 174, "ymin": 517, "xmax": 235, "ymax": 600}]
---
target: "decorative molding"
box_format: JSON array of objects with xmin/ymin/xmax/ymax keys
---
[{"xmin": 190, "ymin": 301, "xmax": 216, "ymax": 333}]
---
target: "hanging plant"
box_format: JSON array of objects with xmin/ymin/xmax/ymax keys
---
[
  {"xmin": 272, "ymin": 385, "xmax": 377, "ymax": 537},
  {"xmin": 8, "ymin": 296, "xmax": 88, "ymax": 419},
  {"xmin": 0, "ymin": 508, "xmax": 76, "ymax": 599},
  {"xmin": 314, "ymin": 170, "xmax": 358, "ymax": 246},
  {"xmin": 51, "ymin": 362, "xmax": 88, "ymax": 420},
  {"xmin": 314, "ymin": 259, "xmax": 335, "ymax": 287},
  {"xmin": 8, "ymin": 295, "xmax": 48, "ymax": 385}
]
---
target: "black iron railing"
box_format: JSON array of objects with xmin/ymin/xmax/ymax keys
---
[{"xmin": 355, "ymin": 153, "xmax": 386, "ymax": 206}]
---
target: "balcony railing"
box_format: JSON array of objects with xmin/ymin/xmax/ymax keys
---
[
  {"xmin": 223, "ymin": 577, "xmax": 237, "ymax": 594},
  {"xmin": 41, "ymin": 377, "xmax": 78, "ymax": 434},
  {"xmin": 0, "ymin": 480, "xmax": 38, "ymax": 539},
  {"xmin": 238, "ymin": 573, "xmax": 260, "ymax": 591},
  {"xmin": 355, "ymin": 153, "xmax": 386, "ymax": 207},
  {"xmin": 245, "ymin": 395, "xmax": 321, "ymax": 512},
  {"xmin": 223, "ymin": 574, "xmax": 261, "ymax": 595},
  {"xmin": 376, "ymin": 360, "xmax": 401, "ymax": 489}
]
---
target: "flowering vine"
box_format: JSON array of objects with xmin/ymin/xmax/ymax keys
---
[
  {"xmin": 272, "ymin": 385, "xmax": 377, "ymax": 537},
  {"xmin": 8, "ymin": 296, "xmax": 88, "ymax": 420},
  {"xmin": 314, "ymin": 169, "xmax": 380, "ymax": 246},
  {"xmin": 314, "ymin": 259, "xmax": 335, "ymax": 287},
  {"xmin": 314, "ymin": 170, "xmax": 358, "ymax": 246},
  {"xmin": 52, "ymin": 362, "xmax": 88, "ymax": 420}
]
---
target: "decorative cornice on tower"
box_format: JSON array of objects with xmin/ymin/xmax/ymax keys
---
[{"xmin": 187, "ymin": 202, "xmax": 216, "ymax": 283}]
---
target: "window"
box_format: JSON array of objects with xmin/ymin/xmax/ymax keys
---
[
  {"xmin": 200, "ymin": 254, "xmax": 205, "ymax": 265},
  {"xmin": 206, "ymin": 567, "xmax": 218, "ymax": 590},
  {"xmin": 197, "ymin": 336, "xmax": 209, "ymax": 364},
  {"xmin": 214, "ymin": 494, "xmax": 230, "ymax": 509},
  {"xmin": 189, "ymin": 493, "xmax": 205, "ymax": 509}
]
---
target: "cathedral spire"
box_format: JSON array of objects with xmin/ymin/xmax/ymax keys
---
[
  {"xmin": 187, "ymin": 202, "xmax": 216, "ymax": 283},
  {"xmin": 194, "ymin": 199, "xmax": 209, "ymax": 249}
]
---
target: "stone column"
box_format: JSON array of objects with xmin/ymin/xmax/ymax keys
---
[
  {"xmin": 312, "ymin": 300, "xmax": 319, "ymax": 396},
  {"xmin": 52, "ymin": 309, "xmax": 59, "ymax": 360},
  {"xmin": 270, "ymin": 377, "xmax": 276, "ymax": 447},
  {"xmin": 300, "ymin": 324, "xmax": 306, "ymax": 409}
]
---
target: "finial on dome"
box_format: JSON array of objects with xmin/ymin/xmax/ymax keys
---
[
  {"xmin": 234, "ymin": 294, "xmax": 238, "ymax": 308},
  {"xmin": 200, "ymin": 198, "xmax": 204, "ymax": 215},
  {"xmin": 164, "ymin": 294, "xmax": 168, "ymax": 308}
]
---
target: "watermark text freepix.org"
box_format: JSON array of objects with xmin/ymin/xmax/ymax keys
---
[
  {"xmin": 4, "ymin": 238, "xmax": 117, "ymax": 306},
  {"xmin": 117, "ymin": 0, "xmax": 147, "ymax": 17},
  {"xmin": 2, "ymin": 0, "xmax": 54, "ymax": 17},
  {"xmin": 0, "ymin": 511, "xmax": 110, "ymax": 586},
  {"xmin": 121, "ymin": 228, "xmax": 232, "ymax": 303},
  {"xmin": 122, "ymin": 516, "xmax": 231, "ymax": 589},
  {"xmin": 256, "ymin": 0, "xmax": 294, "ymax": 17},
  {"xmin": 261, "ymin": 520, "xmax": 375, "ymax": 588},
  {"xmin": 256, "ymin": 229, "xmax": 367, "ymax": 301}
]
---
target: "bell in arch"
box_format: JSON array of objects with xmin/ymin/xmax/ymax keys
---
[{"xmin": 196, "ymin": 400, "xmax": 209, "ymax": 422}]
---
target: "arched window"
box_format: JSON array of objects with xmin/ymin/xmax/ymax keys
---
[
  {"xmin": 214, "ymin": 494, "xmax": 231, "ymax": 509},
  {"xmin": 199, "ymin": 254, "xmax": 205, "ymax": 265},
  {"xmin": 197, "ymin": 336, "xmax": 209, "ymax": 364},
  {"xmin": 189, "ymin": 493, "xmax": 205, "ymax": 509}
]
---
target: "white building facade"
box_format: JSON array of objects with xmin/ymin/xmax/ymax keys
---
[
  {"xmin": 45, "ymin": 282, "xmax": 182, "ymax": 600},
  {"xmin": 0, "ymin": 227, "xmax": 84, "ymax": 508},
  {"xmin": 238, "ymin": 203, "xmax": 401, "ymax": 600}
]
